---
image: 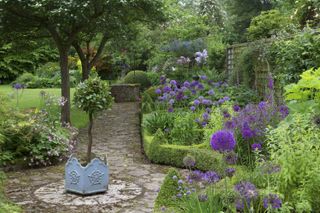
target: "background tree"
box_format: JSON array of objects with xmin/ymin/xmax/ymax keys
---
[{"xmin": 0, "ymin": 0, "xmax": 109, "ymax": 124}]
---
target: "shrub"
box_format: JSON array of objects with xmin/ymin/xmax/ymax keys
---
[
  {"xmin": 146, "ymin": 72, "xmax": 160, "ymax": 85},
  {"xmin": 267, "ymin": 112, "xmax": 320, "ymax": 211},
  {"xmin": 13, "ymin": 73, "xmax": 36, "ymax": 86},
  {"xmin": 154, "ymin": 168, "xmax": 181, "ymax": 211},
  {"xmin": 123, "ymin": 70, "xmax": 151, "ymax": 90}
]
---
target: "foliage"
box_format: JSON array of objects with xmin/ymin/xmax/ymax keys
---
[
  {"xmin": 146, "ymin": 72, "xmax": 161, "ymax": 85},
  {"xmin": 154, "ymin": 168, "xmax": 182, "ymax": 211},
  {"xmin": 73, "ymin": 77, "xmax": 113, "ymax": 116},
  {"xmin": 285, "ymin": 67, "xmax": 320, "ymax": 105},
  {"xmin": 269, "ymin": 29, "xmax": 320, "ymax": 85},
  {"xmin": 122, "ymin": 70, "xmax": 151, "ymax": 90},
  {"xmin": 143, "ymin": 130, "xmax": 222, "ymax": 172},
  {"xmin": 143, "ymin": 112, "xmax": 174, "ymax": 135},
  {"xmin": 170, "ymin": 112, "xmax": 203, "ymax": 146},
  {"xmin": 247, "ymin": 10, "xmax": 291, "ymax": 41},
  {"xmin": 267, "ymin": 112, "xmax": 320, "ymax": 211},
  {"xmin": 0, "ymin": 94, "xmax": 76, "ymax": 167}
]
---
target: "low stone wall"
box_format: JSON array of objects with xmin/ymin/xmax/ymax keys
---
[{"xmin": 111, "ymin": 84, "xmax": 140, "ymax": 103}]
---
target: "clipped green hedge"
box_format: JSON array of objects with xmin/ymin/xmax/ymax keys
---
[
  {"xmin": 142, "ymin": 129, "xmax": 222, "ymax": 172},
  {"xmin": 154, "ymin": 168, "xmax": 181, "ymax": 211}
]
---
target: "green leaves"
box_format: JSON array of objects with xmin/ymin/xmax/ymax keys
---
[{"xmin": 73, "ymin": 77, "xmax": 114, "ymax": 116}]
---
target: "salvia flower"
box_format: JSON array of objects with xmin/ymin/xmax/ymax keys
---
[
  {"xmin": 183, "ymin": 81, "xmax": 190, "ymax": 88},
  {"xmin": 267, "ymin": 75, "xmax": 274, "ymax": 90},
  {"xmin": 279, "ymin": 105, "xmax": 289, "ymax": 119},
  {"xmin": 163, "ymin": 86, "xmax": 171, "ymax": 93},
  {"xmin": 203, "ymin": 171, "xmax": 220, "ymax": 183},
  {"xmin": 263, "ymin": 194, "xmax": 282, "ymax": 209},
  {"xmin": 210, "ymin": 130, "xmax": 236, "ymax": 153},
  {"xmin": 241, "ymin": 122, "xmax": 256, "ymax": 139},
  {"xmin": 234, "ymin": 181, "xmax": 259, "ymax": 200},
  {"xmin": 170, "ymin": 80, "xmax": 177, "ymax": 85}
]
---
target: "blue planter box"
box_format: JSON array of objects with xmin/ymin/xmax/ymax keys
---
[{"xmin": 65, "ymin": 156, "xmax": 109, "ymax": 195}]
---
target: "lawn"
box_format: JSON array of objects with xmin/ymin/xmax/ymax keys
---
[{"xmin": 0, "ymin": 85, "xmax": 88, "ymax": 128}]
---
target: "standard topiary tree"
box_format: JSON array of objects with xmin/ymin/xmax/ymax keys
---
[{"xmin": 74, "ymin": 77, "xmax": 114, "ymax": 163}]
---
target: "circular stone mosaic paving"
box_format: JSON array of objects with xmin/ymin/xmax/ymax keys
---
[{"xmin": 34, "ymin": 179, "xmax": 143, "ymax": 206}]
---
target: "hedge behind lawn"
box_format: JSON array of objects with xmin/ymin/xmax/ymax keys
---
[{"xmin": 142, "ymin": 130, "xmax": 222, "ymax": 171}]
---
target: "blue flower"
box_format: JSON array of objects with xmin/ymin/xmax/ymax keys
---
[
  {"xmin": 234, "ymin": 181, "xmax": 258, "ymax": 200},
  {"xmin": 233, "ymin": 105, "xmax": 241, "ymax": 112},
  {"xmin": 251, "ymin": 143, "xmax": 262, "ymax": 151},
  {"xmin": 263, "ymin": 194, "xmax": 282, "ymax": 209},
  {"xmin": 155, "ymin": 88, "xmax": 162, "ymax": 95},
  {"xmin": 190, "ymin": 106, "xmax": 196, "ymax": 112},
  {"xmin": 194, "ymin": 99, "xmax": 200, "ymax": 106},
  {"xmin": 208, "ymin": 89, "xmax": 215, "ymax": 96}
]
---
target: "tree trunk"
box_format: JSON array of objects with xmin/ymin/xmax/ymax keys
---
[
  {"xmin": 59, "ymin": 47, "xmax": 71, "ymax": 125},
  {"xmin": 81, "ymin": 59, "xmax": 90, "ymax": 81},
  {"xmin": 87, "ymin": 113, "xmax": 94, "ymax": 163}
]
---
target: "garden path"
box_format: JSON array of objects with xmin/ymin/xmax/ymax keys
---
[{"xmin": 5, "ymin": 102, "xmax": 168, "ymax": 213}]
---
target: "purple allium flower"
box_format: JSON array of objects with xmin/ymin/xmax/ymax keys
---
[
  {"xmin": 279, "ymin": 105, "xmax": 289, "ymax": 118},
  {"xmin": 183, "ymin": 155, "xmax": 196, "ymax": 168},
  {"xmin": 203, "ymin": 171, "xmax": 220, "ymax": 183},
  {"xmin": 176, "ymin": 91, "xmax": 184, "ymax": 101},
  {"xmin": 187, "ymin": 170, "xmax": 204, "ymax": 182},
  {"xmin": 183, "ymin": 81, "xmax": 190, "ymax": 88},
  {"xmin": 225, "ymin": 120, "xmax": 236, "ymax": 129},
  {"xmin": 13, "ymin": 83, "xmax": 24, "ymax": 90},
  {"xmin": 202, "ymin": 99, "xmax": 212, "ymax": 105},
  {"xmin": 263, "ymin": 194, "xmax": 282, "ymax": 209},
  {"xmin": 217, "ymin": 98, "xmax": 225, "ymax": 105},
  {"xmin": 181, "ymin": 86, "xmax": 188, "ymax": 92},
  {"xmin": 267, "ymin": 75, "xmax": 274, "ymax": 90},
  {"xmin": 190, "ymin": 106, "xmax": 196, "ymax": 112},
  {"xmin": 251, "ymin": 143, "xmax": 262, "ymax": 151},
  {"xmin": 198, "ymin": 194, "xmax": 208, "ymax": 202},
  {"xmin": 241, "ymin": 122, "xmax": 256, "ymax": 139},
  {"xmin": 201, "ymin": 121, "xmax": 208, "ymax": 127},
  {"xmin": 208, "ymin": 89, "xmax": 215, "ymax": 96},
  {"xmin": 210, "ymin": 130, "xmax": 236, "ymax": 153},
  {"xmin": 168, "ymin": 107, "xmax": 174, "ymax": 113},
  {"xmin": 172, "ymin": 175, "xmax": 177, "ymax": 180},
  {"xmin": 155, "ymin": 88, "xmax": 162, "ymax": 95},
  {"xmin": 225, "ymin": 168, "xmax": 236, "ymax": 178},
  {"xmin": 176, "ymin": 193, "xmax": 182, "ymax": 198},
  {"xmin": 258, "ymin": 101, "xmax": 267, "ymax": 109},
  {"xmin": 223, "ymin": 110, "xmax": 231, "ymax": 118},
  {"xmin": 169, "ymin": 99, "xmax": 175, "ymax": 105},
  {"xmin": 202, "ymin": 112, "xmax": 210, "ymax": 121},
  {"xmin": 169, "ymin": 91, "xmax": 176, "ymax": 96},
  {"xmin": 178, "ymin": 180, "xmax": 183, "ymax": 185},
  {"xmin": 194, "ymin": 99, "xmax": 200, "ymax": 106},
  {"xmin": 225, "ymin": 152, "xmax": 238, "ymax": 165},
  {"xmin": 195, "ymin": 49, "xmax": 208, "ymax": 64},
  {"xmin": 190, "ymin": 80, "xmax": 199, "ymax": 87},
  {"xmin": 197, "ymin": 83, "xmax": 204, "ymax": 90},
  {"xmin": 233, "ymin": 105, "xmax": 241, "ymax": 112},
  {"xmin": 234, "ymin": 181, "xmax": 258, "ymax": 200},
  {"xmin": 223, "ymin": 96, "xmax": 230, "ymax": 101},
  {"xmin": 163, "ymin": 86, "xmax": 171, "ymax": 93},
  {"xmin": 170, "ymin": 80, "xmax": 177, "ymax": 85},
  {"xmin": 200, "ymin": 75, "xmax": 207, "ymax": 80},
  {"xmin": 160, "ymin": 75, "xmax": 166, "ymax": 85}
]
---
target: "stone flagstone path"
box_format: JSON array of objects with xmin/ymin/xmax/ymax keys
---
[{"xmin": 5, "ymin": 102, "xmax": 169, "ymax": 213}]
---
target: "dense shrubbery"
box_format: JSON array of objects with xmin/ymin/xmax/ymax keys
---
[
  {"xmin": 0, "ymin": 92, "xmax": 77, "ymax": 167},
  {"xmin": 123, "ymin": 70, "xmax": 151, "ymax": 90}
]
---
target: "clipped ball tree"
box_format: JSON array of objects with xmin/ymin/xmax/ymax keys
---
[{"xmin": 74, "ymin": 77, "xmax": 114, "ymax": 163}]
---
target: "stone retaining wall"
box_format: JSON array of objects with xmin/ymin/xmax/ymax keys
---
[{"xmin": 111, "ymin": 84, "xmax": 140, "ymax": 103}]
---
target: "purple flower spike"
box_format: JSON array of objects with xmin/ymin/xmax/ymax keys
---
[
  {"xmin": 210, "ymin": 130, "xmax": 236, "ymax": 153},
  {"xmin": 170, "ymin": 80, "xmax": 177, "ymax": 85},
  {"xmin": 234, "ymin": 181, "xmax": 258, "ymax": 200}
]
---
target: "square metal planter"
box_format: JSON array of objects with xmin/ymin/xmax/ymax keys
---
[{"xmin": 65, "ymin": 155, "xmax": 109, "ymax": 195}]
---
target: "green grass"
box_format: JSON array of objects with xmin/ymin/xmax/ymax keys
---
[{"xmin": 0, "ymin": 85, "xmax": 88, "ymax": 128}]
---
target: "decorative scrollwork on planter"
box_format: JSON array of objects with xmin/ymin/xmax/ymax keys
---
[
  {"xmin": 88, "ymin": 170, "xmax": 104, "ymax": 185},
  {"xmin": 69, "ymin": 170, "xmax": 80, "ymax": 185}
]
